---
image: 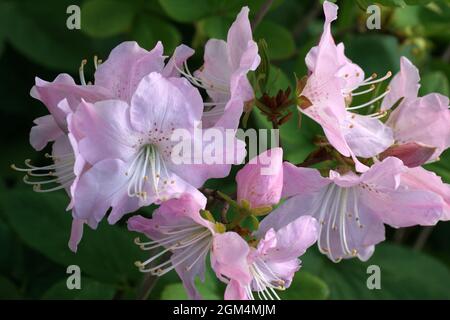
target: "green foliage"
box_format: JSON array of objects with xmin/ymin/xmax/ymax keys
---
[
  {"xmin": 42, "ymin": 278, "xmax": 116, "ymax": 299},
  {"xmin": 81, "ymin": 0, "xmax": 136, "ymax": 38},
  {"xmin": 0, "ymin": 0, "xmax": 449, "ymax": 301},
  {"xmin": 303, "ymin": 243, "xmax": 450, "ymax": 299}
]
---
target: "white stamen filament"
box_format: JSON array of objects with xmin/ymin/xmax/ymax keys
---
[
  {"xmin": 126, "ymin": 144, "xmax": 172, "ymax": 201},
  {"xmin": 79, "ymin": 59, "xmax": 87, "ymax": 86},
  {"xmin": 246, "ymin": 259, "xmax": 284, "ymax": 300},
  {"xmin": 12, "ymin": 156, "xmax": 75, "ymax": 193},
  {"xmin": 135, "ymin": 222, "xmax": 213, "ymax": 277},
  {"xmin": 346, "ymin": 87, "xmax": 390, "ymax": 111},
  {"xmin": 174, "ymin": 61, "xmax": 229, "ymax": 95},
  {"xmin": 359, "ymin": 71, "xmax": 392, "ymax": 86},
  {"xmin": 351, "ymin": 85, "xmax": 375, "ymax": 96}
]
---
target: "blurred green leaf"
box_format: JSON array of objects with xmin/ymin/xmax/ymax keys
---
[
  {"xmin": 278, "ymin": 271, "xmax": 330, "ymax": 300},
  {"xmin": 3, "ymin": 0, "xmax": 112, "ymax": 72},
  {"xmin": 254, "ymin": 21, "xmax": 295, "ymax": 60},
  {"xmin": 302, "ymin": 243, "xmax": 450, "ymax": 299},
  {"xmin": 42, "ymin": 278, "xmax": 115, "ymax": 299},
  {"xmin": 81, "ymin": 0, "xmax": 137, "ymax": 38},
  {"xmin": 160, "ymin": 282, "xmax": 220, "ymax": 300},
  {"xmin": 159, "ymin": 0, "xmax": 220, "ymax": 23},
  {"xmin": 131, "ymin": 14, "xmax": 181, "ymax": 53},
  {"xmin": 0, "ymin": 188, "xmax": 144, "ymax": 285},
  {"xmin": 0, "ymin": 276, "xmax": 21, "ymax": 299},
  {"xmin": 419, "ymin": 71, "xmax": 449, "ymax": 96},
  {"xmin": 357, "ymin": 0, "xmax": 407, "ymax": 8},
  {"xmin": 198, "ymin": 16, "xmax": 233, "ymax": 40},
  {"xmin": 425, "ymin": 149, "xmax": 450, "ymax": 183},
  {"xmin": 391, "ymin": 3, "xmax": 450, "ymax": 40},
  {"xmin": 344, "ymin": 34, "xmax": 401, "ymax": 75}
]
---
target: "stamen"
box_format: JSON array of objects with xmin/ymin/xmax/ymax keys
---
[
  {"xmin": 79, "ymin": 59, "xmax": 87, "ymax": 86},
  {"xmin": 359, "ymin": 71, "xmax": 392, "ymax": 86},
  {"xmin": 351, "ymin": 85, "xmax": 376, "ymax": 96},
  {"xmin": 346, "ymin": 87, "xmax": 390, "ymax": 111}
]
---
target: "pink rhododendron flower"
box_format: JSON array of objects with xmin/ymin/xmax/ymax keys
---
[
  {"xmin": 15, "ymin": 41, "xmax": 195, "ymax": 251},
  {"xmin": 259, "ymin": 157, "xmax": 443, "ymax": 262},
  {"xmin": 236, "ymin": 147, "xmax": 283, "ymax": 208},
  {"xmin": 179, "ymin": 7, "xmax": 260, "ymax": 128},
  {"xmin": 382, "ymin": 57, "xmax": 450, "ymax": 165},
  {"xmin": 128, "ymin": 192, "xmax": 248, "ymax": 300},
  {"xmin": 221, "ymin": 216, "xmax": 318, "ymax": 300},
  {"xmin": 29, "ymin": 41, "xmax": 193, "ymax": 151},
  {"xmin": 400, "ymin": 167, "xmax": 450, "ymax": 221},
  {"xmin": 298, "ymin": 1, "xmax": 394, "ymax": 172},
  {"xmin": 71, "ymin": 72, "xmax": 245, "ymax": 225}
]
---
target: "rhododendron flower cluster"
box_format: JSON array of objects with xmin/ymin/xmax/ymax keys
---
[{"xmin": 12, "ymin": 2, "xmax": 450, "ymax": 300}]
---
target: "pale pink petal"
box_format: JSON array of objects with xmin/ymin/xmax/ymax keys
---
[
  {"xmin": 75, "ymin": 100, "xmax": 137, "ymax": 164},
  {"xmin": 282, "ymin": 162, "xmax": 330, "ymax": 198},
  {"xmin": 261, "ymin": 215, "xmax": 319, "ymax": 262},
  {"xmin": 29, "ymin": 115, "xmax": 64, "ymax": 151},
  {"xmin": 73, "ymin": 159, "xmax": 140, "ymax": 224},
  {"xmin": 30, "ymin": 75, "xmax": 111, "ymax": 130},
  {"xmin": 195, "ymin": 39, "xmax": 231, "ymax": 103},
  {"xmin": 305, "ymin": 1, "xmax": 339, "ymax": 78},
  {"xmin": 224, "ymin": 280, "xmax": 248, "ymax": 300},
  {"xmin": 162, "ymin": 44, "xmax": 195, "ymax": 78},
  {"xmin": 68, "ymin": 218, "xmax": 84, "ymax": 253},
  {"xmin": 360, "ymin": 160, "xmax": 443, "ymax": 227},
  {"xmin": 382, "ymin": 56, "xmax": 420, "ymax": 111},
  {"xmin": 211, "ymin": 232, "xmax": 252, "ymax": 285},
  {"xmin": 342, "ymin": 112, "xmax": 394, "ymax": 158},
  {"xmin": 94, "ymin": 41, "xmax": 165, "ymax": 102},
  {"xmin": 387, "ymin": 93, "xmax": 450, "ymax": 161},
  {"xmin": 168, "ymin": 127, "xmax": 246, "ymax": 188},
  {"xmin": 227, "ymin": 6, "xmax": 259, "ymax": 71},
  {"xmin": 400, "ymin": 166, "xmax": 450, "ymax": 221},
  {"xmin": 335, "ymin": 43, "xmax": 365, "ymax": 94},
  {"xmin": 236, "ymin": 148, "xmax": 283, "ymax": 208},
  {"xmin": 360, "ymin": 156, "xmax": 405, "ymax": 190},
  {"xmin": 130, "ymin": 73, "xmax": 203, "ymax": 134}
]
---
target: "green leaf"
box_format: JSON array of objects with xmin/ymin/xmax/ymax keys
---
[
  {"xmin": 419, "ymin": 71, "xmax": 449, "ymax": 96},
  {"xmin": 278, "ymin": 271, "xmax": 330, "ymax": 300},
  {"xmin": 159, "ymin": 0, "xmax": 221, "ymax": 23},
  {"xmin": 131, "ymin": 14, "xmax": 181, "ymax": 53},
  {"xmin": 254, "ymin": 21, "xmax": 295, "ymax": 60},
  {"xmin": 198, "ymin": 16, "xmax": 233, "ymax": 40},
  {"xmin": 357, "ymin": 0, "xmax": 406, "ymax": 8},
  {"xmin": 42, "ymin": 278, "xmax": 116, "ymax": 299},
  {"xmin": 302, "ymin": 243, "xmax": 450, "ymax": 299},
  {"xmin": 160, "ymin": 282, "xmax": 221, "ymax": 300},
  {"xmin": 3, "ymin": 0, "xmax": 108, "ymax": 72},
  {"xmin": 391, "ymin": 3, "xmax": 450, "ymax": 40},
  {"xmin": 81, "ymin": 0, "xmax": 137, "ymax": 38},
  {"xmin": 425, "ymin": 149, "xmax": 450, "ymax": 183},
  {"xmin": 0, "ymin": 276, "xmax": 21, "ymax": 299},
  {"xmin": 0, "ymin": 188, "xmax": 144, "ymax": 285},
  {"xmin": 344, "ymin": 34, "xmax": 401, "ymax": 75}
]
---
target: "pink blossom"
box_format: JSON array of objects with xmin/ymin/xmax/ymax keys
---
[
  {"xmin": 383, "ymin": 57, "xmax": 450, "ymax": 165},
  {"xmin": 17, "ymin": 41, "xmax": 195, "ymax": 252},
  {"xmin": 298, "ymin": 1, "xmax": 394, "ymax": 172},
  {"xmin": 259, "ymin": 157, "xmax": 443, "ymax": 262},
  {"xmin": 128, "ymin": 192, "xmax": 248, "ymax": 300},
  {"xmin": 221, "ymin": 216, "xmax": 318, "ymax": 300},
  {"xmin": 236, "ymin": 148, "xmax": 284, "ymax": 208},
  {"xmin": 29, "ymin": 41, "xmax": 193, "ymax": 151},
  {"xmin": 180, "ymin": 7, "xmax": 260, "ymax": 128},
  {"xmin": 71, "ymin": 72, "xmax": 245, "ymax": 226}
]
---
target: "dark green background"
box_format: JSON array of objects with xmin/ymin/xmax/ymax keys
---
[{"xmin": 0, "ymin": 0, "xmax": 449, "ymax": 299}]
